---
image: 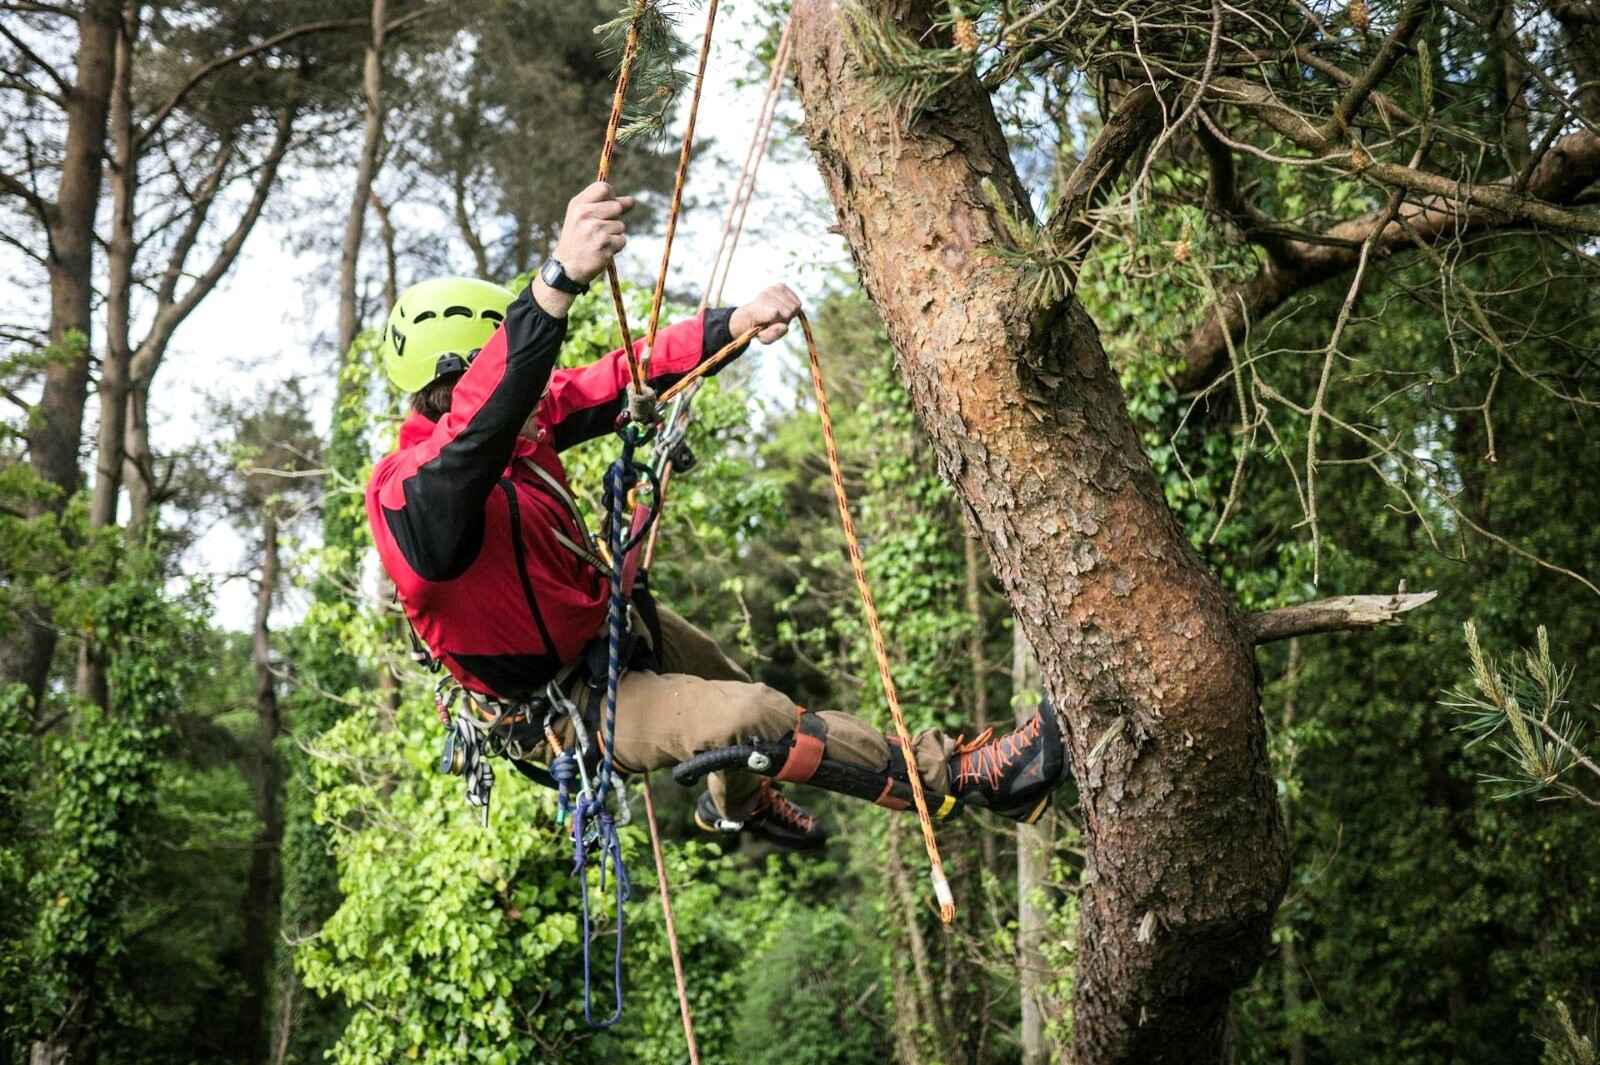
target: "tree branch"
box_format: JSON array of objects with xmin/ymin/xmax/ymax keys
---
[
  {"xmin": 0, "ymin": 18, "xmax": 71, "ymax": 100},
  {"xmin": 136, "ymin": 17, "xmax": 365, "ymax": 147},
  {"xmin": 1246, "ymin": 590, "xmax": 1438, "ymax": 645},
  {"xmin": 152, "ymin": 132, "xmax": 236, "ymax": 310},
  {"xmin": 1176, "ymin": 129, "xmax": 1600, "ymax": 391},
  {"xmin": 1046, "ymin": 83, "xmax": 1165, "ymax": 246},
  {"xmin": 0, "ymin": 166, "xmax": 55, "ymax": 223},
  {"xmin": 1321, "ymin": 0, "xmax": 1429, "ymax": 141}
]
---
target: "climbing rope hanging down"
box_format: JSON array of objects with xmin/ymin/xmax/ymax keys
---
[
  {"xmin": 561, "ymin": 0, "xmax": 955, "ymax": 1041},
  {"xmin": 589, "ymin": 0, "xmax": 957, "ymax": 918},
  {"xmin": 557, "ymin": 0, "xmax": 733, "ymax": 1046}
]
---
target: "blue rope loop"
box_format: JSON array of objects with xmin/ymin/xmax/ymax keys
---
[{"xmin": 566, "ymin": 420, "xmax": 661, "ymax": 1029}]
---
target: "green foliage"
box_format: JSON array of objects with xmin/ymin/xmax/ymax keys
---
[
  {"xmin": 298, "ymin": 690, "xmax": 593, "ymax": 1065},
  {"xmin": 21, "ymin": 553, "xmax": 205, "ymax": 1056},
  {"xmin": 729, "ymin": 904, "xmax": 893, "ymax": 1065},
  {"xmin": 1446, "ymin": 624, "xmax": 1597, "ymax": 807}
]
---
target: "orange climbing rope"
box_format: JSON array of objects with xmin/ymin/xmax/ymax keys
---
[
  {"xmin": 702, "ymin": 17, "xmax": 795, "ymax": 309},
  {"xmin": 591, "ymin": 14, "xmax": 956, "ymax": 1059},
  {"xmin": 594, "ymin": 0, "xmax": 645, "ymax": 391},
  {"xmin": 592, "ymin": 1, "xmax": 726, "ymax": 1059},
  {"xmin": 643, "ymin": 0, "xmax": 723, "ymax": 363},
  {"xmin": 799, "ymin": 310, "xmax": 956, "ymax": 924}
]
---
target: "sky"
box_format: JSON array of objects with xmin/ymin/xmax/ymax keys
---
[{"xmin": 160, "ymin": 4, "xmax": 854, "ymax": 629}]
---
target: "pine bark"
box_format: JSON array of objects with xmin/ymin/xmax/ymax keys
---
[
  {"xmin": 3, "ymin": 0, "xmax": 121, "ymax": 708},
  {"xmin": 789, "ymin": 1, "xmax": 1288, "ymax": 1060}
]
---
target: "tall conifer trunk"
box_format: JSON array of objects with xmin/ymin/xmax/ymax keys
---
[
  {"xmin": 3, "ymin": 0, "xmax": 121, "ymax": 708},
  {"xmin": 789, "ymin": 1, "xmax": 1288, "ymax": 1059}
]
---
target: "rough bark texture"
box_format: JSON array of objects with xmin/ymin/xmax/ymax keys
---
[{"xmin": 790, "ymin": 1, "xmax": 1288, "ymax": 1060}]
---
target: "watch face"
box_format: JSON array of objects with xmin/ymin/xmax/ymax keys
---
[{"xmin": 540, "ymin": 260, "xmax": 561, "ymax": 285}]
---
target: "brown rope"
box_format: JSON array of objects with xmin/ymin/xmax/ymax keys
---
[
  {"xmin": 656, "ymin": 325, "xmax": 763, "ymax": 405},
  {"xmin": 591, "ymin": 6, "xmax": 727, "ymax": 1060},
  {"xmin": 706, "ymin": 19, "xmax": 794, "ymax": 308},
  {"xmin": 595, "ymin": 3, "xmax": 645, "ymax": 391},
  {"xmin": 640, "ymin": 773, "xmax": 701, "ymax": 1065},
  {"xmin": 644, "ymin": 0, "xmax": 723, "ymax": 364},
  {"xmin": 798, "ymin": 310, "xmax": 957, "ymax": 924}
]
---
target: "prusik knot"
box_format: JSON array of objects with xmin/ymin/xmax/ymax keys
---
[{"xmin": 626, "ymin": 384, "xmax": 659, "ymax": 429}]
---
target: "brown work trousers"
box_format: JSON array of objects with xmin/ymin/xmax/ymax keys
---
[{"xmin": 570, "ymin": 604, "xmax": 956, "ymax": 819}]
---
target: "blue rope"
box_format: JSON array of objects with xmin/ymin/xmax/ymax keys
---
[
  {"xmin": 567, "ymin": 422, "xmax": 653, "ymax": 1028},
  {"xmin": 570, "ymin": 797, "xmax": 631, "ymax": 1026}
]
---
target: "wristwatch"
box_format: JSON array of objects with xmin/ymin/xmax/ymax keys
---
[{"xmin": 539, "ymin": 256, "xmax": 590, "ymax": 295}]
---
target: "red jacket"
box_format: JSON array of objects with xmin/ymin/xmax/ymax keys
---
[{"xmin": 366, "ymin": 286, "xmax": 744, "ymax": 700}]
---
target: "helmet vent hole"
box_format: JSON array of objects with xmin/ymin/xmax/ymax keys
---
[
  {"xmin": 481, "ymin": 309, "xmax": 504, "ymax": 322},
  {"xmin": 442, "ymin": 305, "xmax": 473, "ymax": 318},
  {"xmin": 413, "ymin": 311, "xmax": 437, "ymax": 323}
]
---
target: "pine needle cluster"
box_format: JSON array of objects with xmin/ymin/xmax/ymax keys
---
[
  {"xmin": 980, "ymin": 177, "xmax": 1079, "ymax": 307},
  {"xmin": 839, "ymin": 0, "xmax": 972, "ymax": 119},
  {"xmin": 595, "ymin": 0, "xmax": 694, "ymax": 143},
  {"xmin": 1444, "ymin": 623, "xmax": 1599, "ymax": 808}
]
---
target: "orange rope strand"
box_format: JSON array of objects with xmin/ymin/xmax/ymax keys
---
[
  {"xmin": 595, "ymin": 2, "xmax": 644, "ymax": 390},
  {"xmin": 644, "ymin": 0, "xmax": 723, "ymax": 360},
  {"xmin": 700, "ymin": 15, "xmax": 794, "ymax": 311},
  {"xmin": 798, "ymin": 310, "xmax": 957, "ymax": 924},
  {"xmin": 656, "ymin": 326, "xmax": 763, "ymax": 404},
  {"xmin": 641, "ymin": 773, "xmax": 701, "ymax": 1065}
]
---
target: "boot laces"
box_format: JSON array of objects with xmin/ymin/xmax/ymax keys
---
[
  {"xmin": 754, "ymin": 781, "xmax": 816, "ymax": 834},
  {"xmin": 954, "ymin": 715, "xmax": 1040, "ymax": 792}
]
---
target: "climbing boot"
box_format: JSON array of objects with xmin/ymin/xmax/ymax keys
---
[
  {"xmin": 694, "ymin": 781, "xmax": 829, "ymax": 851},
  {"xmin": 947, "ymin": 709, "xmax": 1064, "ymax": 823}
]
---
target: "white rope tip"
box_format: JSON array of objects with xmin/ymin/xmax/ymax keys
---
[{"xmin": 932, "ymin": 874, "xmax": 956, "ymax": 924}]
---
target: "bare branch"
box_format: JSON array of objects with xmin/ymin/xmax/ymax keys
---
[
  {"xmin": 1321, "ymin": 0, "xmax": 1429, "ymax": 141},
  {"xmin": 0, "ymin": 19, "xmax": 71, "ymax": 100},
  {"xmin": 0, "ymin": 166, "xmax": 54, "ymax": 223},
  {"xmin": 1177, "ymin": 130, "xmax": 1600, "ymax": 391},
  {"xmin": 1047, "ymin": 83, "xmax": 1165, "ymax": 245},
  {"xmin": 137, "ymin": 17, "xmax": 366, "ymax": 147},
  {"xmin": 1247, "ymin": 590, "xmax": 1438, "ymax": 645}
]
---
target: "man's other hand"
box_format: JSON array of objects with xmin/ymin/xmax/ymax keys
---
[
  {"xmin": 553, "ymin": 182, "xmax": 634, "ymax": 284},
  {"xmin": 730, "ymin": 284, "xmax": 803, "ymax": 344}
]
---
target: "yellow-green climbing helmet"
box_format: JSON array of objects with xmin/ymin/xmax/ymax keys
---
[{"xmin": 382, "ymin": 276, "xmax": 515, "ymax": 392}]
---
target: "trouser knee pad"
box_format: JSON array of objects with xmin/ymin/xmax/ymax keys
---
[{"xmin": 672, "ymin": 709, "xmax": 962, "ymax": 820}]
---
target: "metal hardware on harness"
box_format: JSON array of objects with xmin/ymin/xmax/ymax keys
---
[
  {"xmin": 667, "ymin": 440, "xmax": 696, "ymax": 474},
  {"xmin": 437, "ymin": 707, "xmax": 495, "ymax": 827}
]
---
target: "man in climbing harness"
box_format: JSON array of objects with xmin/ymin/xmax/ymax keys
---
[{"xmin": 366, "ymin": 180, "xmax": 1065, "ymax": 851}]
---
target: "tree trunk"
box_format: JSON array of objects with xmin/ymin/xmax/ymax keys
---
[
  {"xmin": 4, "ymin": 0, "xmax": 121, "ymax": 708},
  {"xmin": 885, "ymin": 818, "xmax": 955, "ymax": 1063},
  {"xmin": 236, "ymin": 512, "xmax": 285, "ymax": 1064},
  {"xmin": 1279, "ymin": 639, "xmax": 1306, "ymax": 1065},
  {"xmin": 78, "ymin": 4, "xmax": 140, "ymax": 707},
  {"xmin": 1014, "ymin": 631, "xmax": 1053, "ymax": 1065},
  {"xmin": 338, "ymin": 0, "xmax": 387, "ymax": 356},
  {"xmin": 789, "ymin": 2, "xmax": 1288, "ymax": 1061}
]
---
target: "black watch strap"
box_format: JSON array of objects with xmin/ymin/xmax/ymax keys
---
[{"xmin": 539, "ymin": 257, "xmax": 589, "ymax": 295}]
